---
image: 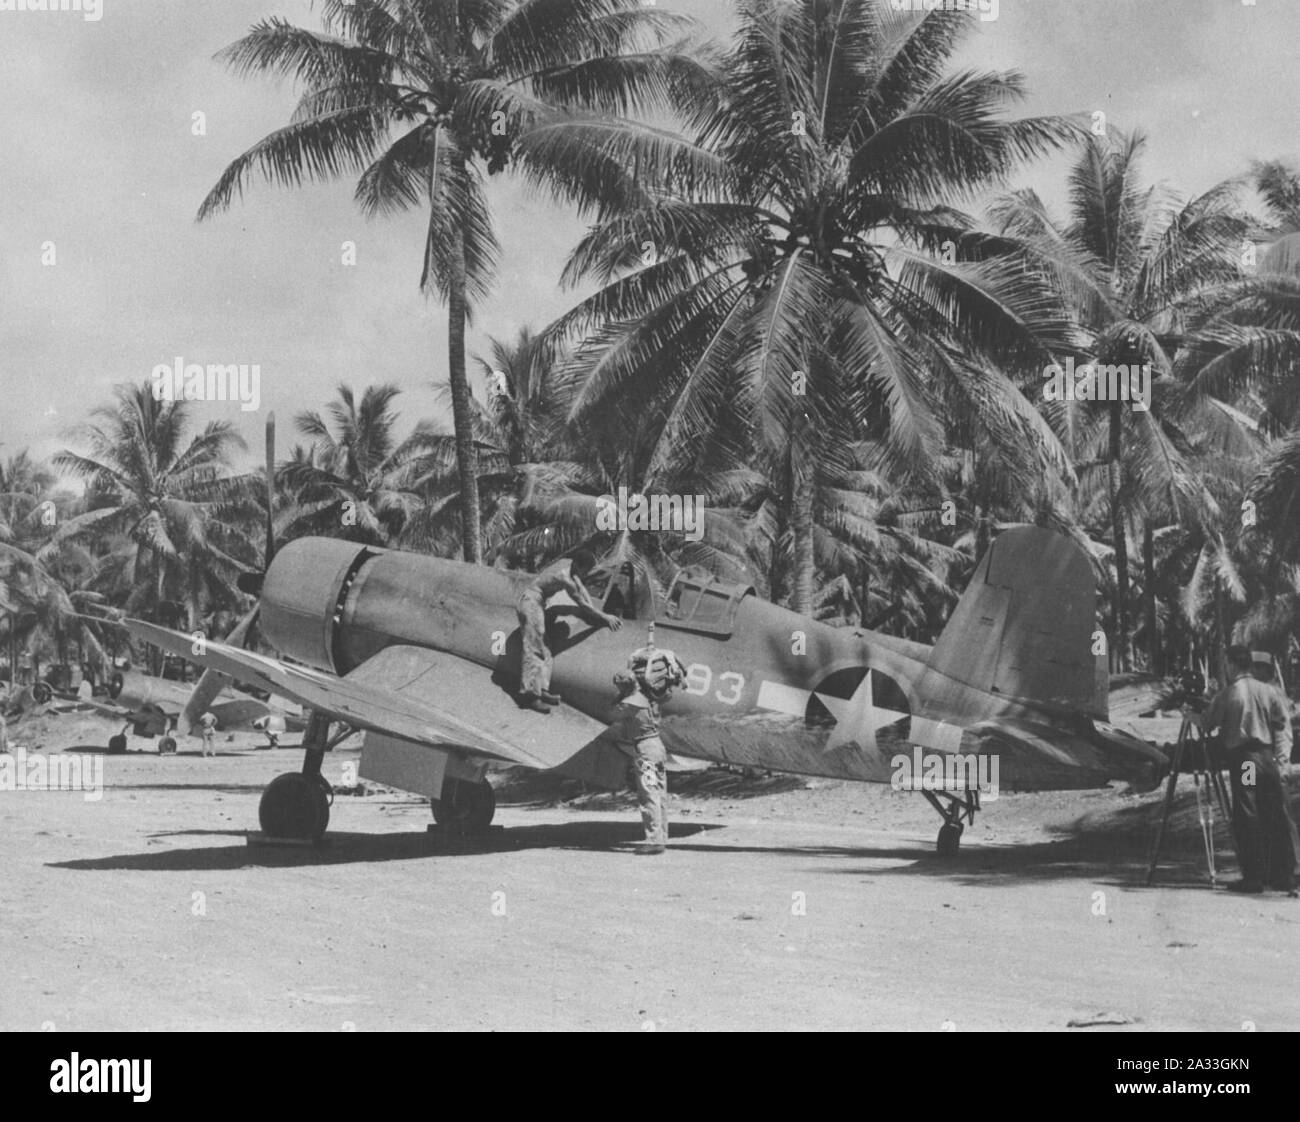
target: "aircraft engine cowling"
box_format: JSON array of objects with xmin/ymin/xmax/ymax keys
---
[
  {"xmin": 259, "ymin": 538, "xmax": 376, "ymax": 673},
  {"xmin": 257, "ymin": 538, "xmax": 526, "ymax": 676}
]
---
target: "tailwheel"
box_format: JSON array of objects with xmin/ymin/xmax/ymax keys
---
[
  {"xmin": 936, "ymin": 823, "xmax": 963, "ymax": 856},
  {"xmin": 259, "ymin": 772, "xmax": 330, "ymax": 840},
  {"xmin": 923, "ymin": 787, "xmax": 979, "ymax": 856},
  {"xmin": 107, "ymin": 733, "xmax": 127, "ymax": 755},
  {"xmin": 431, "ymin": 777, "xmax": 496, "ymax": 835}
]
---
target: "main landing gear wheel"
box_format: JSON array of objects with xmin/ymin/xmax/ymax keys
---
[
  {"xmin": 431, "ymin": 778, "xmax": 496, "ymax": 835},
  {"xmin": 259, "ymin": 772, "xmax": 332, "ymax": 840},
  {"xmin": 158, "ymin": 736, "xmax": 177, "ymax": 755},
  {"xmin": 107, "ymin": 734, "xmax": 127, "ymax": 755},
  {"xmin": 32, "ymin": 682, "xmax": 52, "ymax": 705},
  {"xmin": 936, "ymin": 823, "xmax": 963, "ymax": 856}
]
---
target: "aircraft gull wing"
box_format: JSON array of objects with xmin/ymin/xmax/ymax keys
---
[
  {"xmin": 345, "ymin": 645, "xmax": 632, "ymax": 788},
  {"xmin": 125, "ymin": 621, "xmax": 547, "ymax": 768},
  {"xmin": 125, "ymin": 621, "xmax": 633, "ymax": 782}
]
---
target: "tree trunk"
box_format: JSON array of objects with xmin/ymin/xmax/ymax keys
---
[
  {"xmin": 1213, "ymin": 574, "xmax": 1229, "ymax": 689},
  {"xmin": 790, "ymin": 434, "xmax": 815, "ymax": 617},
  {"xmin": 1142, "ymin": 522, "xmax": 1159, "ymax": 676},
  {"xmin": 445, "ymin": 159, "xmax": 483, "ymax": 565},
  {"xmin": 1108, "ymin": 401, "xmax": 1130, "ymax": 672},
  {"xmin": 975, "ymin": 503, "xmax": 991, "ymax": 565}
]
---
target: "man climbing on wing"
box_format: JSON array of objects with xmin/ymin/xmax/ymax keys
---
[{"xmin": 517, "ymin": 549, "xmax": 622, "ymax": 713}]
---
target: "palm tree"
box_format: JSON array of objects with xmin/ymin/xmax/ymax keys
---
[
  {"xmin": 278, "ymin": 383, "xmax": 429, "ymax": 547},
  {"xmin": 51, "ymin": 383, "xmax": 256, "ymax": 638},
  {"xmin": 548, "ymin": 0, "xmax": 1079, "ymax": 614},
  {"xmin": 198, "ymin": 0, "xmax": 712, "ymax": 564},
  {"xmin": 989, "ymin": 130, "xmax": 1252, "ymax": 669}
]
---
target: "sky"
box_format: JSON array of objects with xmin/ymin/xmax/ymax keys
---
[{"xmin": 1, "ymin": 0, "xmax": 1298, "ymax": 472}]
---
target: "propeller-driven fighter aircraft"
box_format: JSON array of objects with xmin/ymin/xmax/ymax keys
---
[{"xmin": 127, "ymin": 518, "xmax": 1168, "ymax": 853}]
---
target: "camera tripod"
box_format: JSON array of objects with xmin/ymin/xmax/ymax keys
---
[{"xmin": 1145, "ymin": 713, "xmax": 1234, "ymax": 886}]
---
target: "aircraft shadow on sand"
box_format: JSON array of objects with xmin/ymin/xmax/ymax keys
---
[
  {"xmin": 45, "ymin": 820, "xmax": 724, "ymax": 872},
  {"xmin": 44, "ymin": 812, "xmax": 1225, "ymax": 888}
]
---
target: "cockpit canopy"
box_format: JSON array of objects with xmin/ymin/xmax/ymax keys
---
[
  {"xmin": 586, "ymin": 561, "xmax": 753, "ymax": 638},
  {"xmin": 659, "ymin": 570, "xmax": 754, "ymax": 637}
]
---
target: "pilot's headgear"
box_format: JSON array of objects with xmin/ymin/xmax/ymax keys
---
[{"xmin": 628, "ymin": 646, "xmax": 685, "ymax": 701}]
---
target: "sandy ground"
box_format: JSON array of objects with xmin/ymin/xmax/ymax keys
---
[{"xmin": 2, "ymin": 711, "xmax": 1298, "ymax": 1032}]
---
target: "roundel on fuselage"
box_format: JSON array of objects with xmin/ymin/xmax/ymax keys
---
[{"xmin": 804, "ymin": 666, "xmax": 911, "ymax": 747}]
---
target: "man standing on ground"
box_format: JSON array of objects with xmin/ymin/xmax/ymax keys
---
[
  {"xmin": 612, "ymin": 669, "xmax": 669, "ymax": 854},
  {"xmin": 1200, "ymin": 645, "xmax": 1298, "ymax": 895},
  {"xmin": 516, "ymin": 550, "xmax": 621, "ymax": 713},
  {"xmin": 198, "ymin": 711, "xmax": 218, "ymax": 759},
  {"xmin": 611, "ymin": 643, "xmax": 685, "ymax": 855}
]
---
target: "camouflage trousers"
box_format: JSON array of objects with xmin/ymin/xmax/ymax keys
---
[
  {"xmin": 516, "ymin": 589, "xmax": 552, "ymax": 697},
  {"xmin": 632, "ymin": 736, "xmax": 669, "ymax": 845}
]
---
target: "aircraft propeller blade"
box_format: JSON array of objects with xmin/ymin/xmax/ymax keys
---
[
  {"xmin": 237, "ymin": 412, "xmax": 275, "ymax": 596},
  {"xmin": 264, "ymin": 410, "xmax": 276, "ymax": 567}
]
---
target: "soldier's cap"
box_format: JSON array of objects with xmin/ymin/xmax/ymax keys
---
[{"xmin": 1251, "ymin": 650, "xmax": 1273, "ymax": 667}]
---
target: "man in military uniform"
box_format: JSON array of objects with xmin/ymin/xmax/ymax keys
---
[
  {"xmin": 612, "ymin": 641, "xmax": 685, "ymax": 854},
  {"xmin": 1200, "ymin": 645, "xmax": 1297, "ymax": 895},
  {"xmin": 198, "ymin": 710, "xmax": 219, "ymax": 759},
  {"xmin": 516, "ymin": 550, "xmax": 621, "ymax": 713}
]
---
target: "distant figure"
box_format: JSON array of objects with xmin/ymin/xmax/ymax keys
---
[
  {"xmin": 253, "ymin": 714, "xmax": 286, "ymax": 749},
  {"xmin": 1200, "ymin": 645, "xmax": 1297, "ymax": 895},
  {"xmin": 516, "ymin": 550, "xmax": 621, "ymax": 713},
  {"xmin": 611, "ymin": 641, "xmax": 686, "ymax": 855},
  {"xmin": 198, "ymin": 711, "xmax": 218, "ymax": 759}
]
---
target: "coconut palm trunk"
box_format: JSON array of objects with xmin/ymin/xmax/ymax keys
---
[
  {"xmin": 1143, "ymin": 522, "xmax": 1159, "ymax": 675},
  {"xmin": 790, "ymin": 430, "xmax": 816, "ymax": 616},
  {"xmin": 445, "ymin": 164, "xmax": 483, "ymax": 565},
  {"xmin": 1108, "ymin": 400, "xmax": 1130, "ymax": 671}
]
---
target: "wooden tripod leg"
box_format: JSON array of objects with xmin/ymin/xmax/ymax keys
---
[{"xmin": 1146, "ymin": 727, "xmax": 1188, "ymax": 886}]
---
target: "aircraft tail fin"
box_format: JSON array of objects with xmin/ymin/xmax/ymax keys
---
[{"xmin": 926, "ymin": 527, "xmax": 1108, "ymax": 721}]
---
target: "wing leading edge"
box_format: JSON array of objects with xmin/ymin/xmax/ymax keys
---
[
  {"xmin": 125, "ymin": 621, "xmax": 545, "ymax": 767},
  {"xmin": 124, "ymin": 621, "xmax": 631, "ymax": 785}
]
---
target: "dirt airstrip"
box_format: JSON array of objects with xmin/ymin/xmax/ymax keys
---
[{"xmin": 2, "ymin": 710, "xmax": 1297, "ymax": 1031}]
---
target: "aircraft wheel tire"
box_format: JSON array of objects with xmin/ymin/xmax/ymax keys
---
[
  {"xmin": 32, "ymin": 682, "xmax": 52, "ymax": 705},
  {"xmin": 107, "ymin": 734, "xmax": 127, "ymax": 755},
  {"xmin": 158, "ymin": 736, "xmax": 177, "ymax": 755},
  {"xmin": 431, "ymin": 778, "xmax": 496, "ymax": 835},
  {"xmin": 936, "ymin": 823, "xmax": 963, "ymax": 856},
  {"xmin": 107, "ymin": 672, "xmax": 124, "ymax": 700},
  {"xmin": 259, "ymin": 772, "xmax": 329, "ymax": 840}
]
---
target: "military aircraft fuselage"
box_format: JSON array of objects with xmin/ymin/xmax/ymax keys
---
[{"xmin": 257, "ymin": 537, "xmax": 1162, "ymax": 791}]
